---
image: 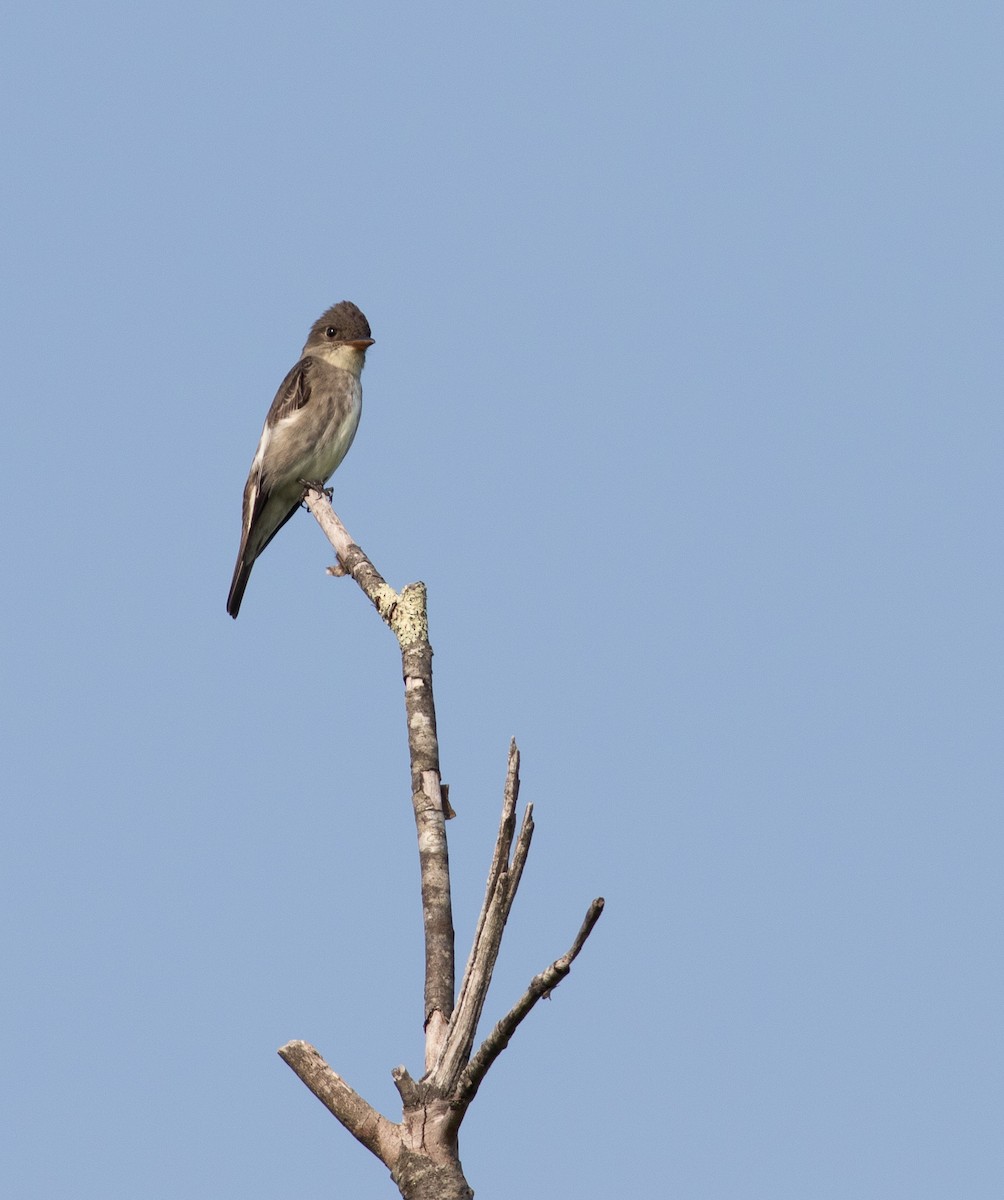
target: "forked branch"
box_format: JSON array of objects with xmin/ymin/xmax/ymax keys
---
[
  {"xmin": 277, "ymin": 492, "xmax": 604, "ymax": 1200},
  {"xmin": 428, "ymin": 742, "xmax": 533, "ymax": 1093}
]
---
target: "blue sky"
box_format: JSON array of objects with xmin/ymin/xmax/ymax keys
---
[{"xmin": 3, "ymin": 3, "xmax": 1003, "ymax": 1197}]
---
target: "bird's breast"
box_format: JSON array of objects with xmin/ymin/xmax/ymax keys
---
[{"xmin": 267, "ymin": 372, "xmax": 362, "ymax": 490}]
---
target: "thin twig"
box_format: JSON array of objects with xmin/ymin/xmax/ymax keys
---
[
  {"xmin": 429, "ymin": 790, "xmax": 533, "ymax": 1091},
  {"xmin": 433, "ymin": 742, "xmax": 520, "ymax": 1085},
  {"xmin": 466, "ymin": 741, "xmax": 521, "ymax": 967},
  {"xmin": 301, "ymin": 488, "xmax": 400, "ymax": 627},
  {"xmin": 455, "ymin": 898, "xmax": 605, "ymax": 1105}
]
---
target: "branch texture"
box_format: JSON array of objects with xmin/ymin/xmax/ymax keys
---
[
  {"xmin": 281, "ymin": 494, "xmax": 604, "ymax": 1199},
  {"xmin": 278, "ymin": 1040, "xmax": 401, "ymax": 1167},
  {"xmin": 457, "ymin": 897, "xmax": 605, "ymax": 1106},
  {"xmin": 429, "ymin": 742, "xmax": 533, "ymax": 1092},
  {"xmin": 303, "ymin": 490, "xmax": 455, "ymax": 1063}
]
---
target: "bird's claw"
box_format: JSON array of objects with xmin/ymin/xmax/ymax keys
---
[{"xmin": 299, "ymin": 479, "xmax": 334, "ymax": 501}]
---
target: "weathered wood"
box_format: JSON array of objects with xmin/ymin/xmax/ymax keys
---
[{"xmin": 277, "ymin": 493, "xmax": 604, "ymax": 1198}]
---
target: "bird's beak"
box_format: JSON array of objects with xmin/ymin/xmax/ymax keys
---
[{"xmin": 349, "ymin": 338, "xmax": 375, "ymax": 350}]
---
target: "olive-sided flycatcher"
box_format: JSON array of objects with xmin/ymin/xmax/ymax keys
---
[{"xmin": 226, "ymin": 301, "xmax": 374, "ymax": 618}]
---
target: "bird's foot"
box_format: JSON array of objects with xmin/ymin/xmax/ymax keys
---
[{"xmin": 299, "ymin": 479, "xmax": 334, "ymax": 501}]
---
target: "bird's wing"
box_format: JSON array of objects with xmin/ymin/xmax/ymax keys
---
[
  {"xmin": 228, "ymin": 358, "xmax": 322, "ymax": 617},
  {"xmin": 261, "ymin": 355, "xmax": 316, "ymax": 431},
  {"xmin": 244, "ymin": 357, "xmax": 314, "ymax": 504},
  {"xmin": 243, "ymin": 357, "xmax": 316, "ymax": 520}
]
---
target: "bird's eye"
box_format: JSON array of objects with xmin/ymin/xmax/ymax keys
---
[{"xmin": 325, "ymin": 326, "xmax": 338, "ymax": 338}]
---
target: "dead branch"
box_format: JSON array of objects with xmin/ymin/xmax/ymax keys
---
[
  {"xmin": 456, "ymin": 897, "xmax": 606, "ymax": 1106},
  {"xmin": 277, "ymin": 1040, "xmax": 401, "ymax": 1168},
  {"xmin": 302, "ymin": 487, "xmax": 455, "ymax": 1065},
  {"xmin": 428, "ymin": 745, "xmax": 534, "ymax": 1093},
  {"xmin": 276, "ymin": 492, "xmax": 604, "ymax": 1199}
]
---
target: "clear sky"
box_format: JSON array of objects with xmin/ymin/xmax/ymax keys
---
[{"xmin": 3, "ymin": 3, "xmax": 1003, "ymax": 1197}]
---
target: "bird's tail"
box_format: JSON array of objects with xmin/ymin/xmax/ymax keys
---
[{"xmin": 227, "ymin": 555, "xmax": 253, "ymax": 619}]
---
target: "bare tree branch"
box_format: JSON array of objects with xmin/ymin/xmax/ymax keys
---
[
  {"xmin": 278, "ymin": 1040, "xmax": 401, "ymax": 1168},
  {"xmin": 279, "ymin": 492, "xmax": 604, "ymax": 1198},
  {"xmin": 301, "ymin": 490, "xmax": 402, "ymax": 630},
  {"xmin": 455, "ymin": 897, "xmax": 605, "ymax": 1106},
  {"xmin": 453, "ymin": 750, "xmax": 520, "ymax": 992},
  {"xmin": 302, "ymin": 488, "xmax": 455, "ymax": 1067},
  {"xmin": 429, "ymin": 771, "xmax": 534, "ymax": 1093},
  {"xmin": 472, "ymin": 741, "xmax": 521, "ymax": 947}
]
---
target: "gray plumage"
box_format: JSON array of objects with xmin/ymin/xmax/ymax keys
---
[{"xmin": 227, "ymin": 301, "xmax": 374, "ymax": 618}]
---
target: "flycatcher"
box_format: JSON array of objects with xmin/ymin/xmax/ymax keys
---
[{"xmin": 227, "ymin": 300, "xmax": 374, "ymax": 618}]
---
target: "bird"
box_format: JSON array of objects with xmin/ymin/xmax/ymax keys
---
[{"xmin": 227, "ymin": 300, "xmax": 374, "ymax": 618}]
